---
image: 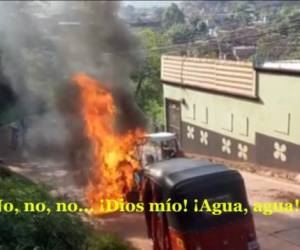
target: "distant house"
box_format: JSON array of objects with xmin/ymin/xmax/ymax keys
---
[
  {"xmin": 129, "ymin": 19, "xmax": 161, "ymax": 28},
  {"xmin": 221, "ymin": 26, "xmax": 261, "ymax": 47},
  {"xmin": 233, "ymin": 46, "xmax": 256, "ymax": 60},
  {"xmin": 253, "ymin": 16, "xmax": 267, "ymax": 25},
  {"xmin": 161, "ymin": 55, "xmax": 300, "ymax": 172},
  {"xmin": 214, "ymin": 14, "xmax": 240, "ymax": 31},
  {"xmin": 119, "ymin": 5, "xmax": 162, "ymax": 28},
  {"xmin": 208, "ymin": 27, "xmax": 217, "ymax": 37}
]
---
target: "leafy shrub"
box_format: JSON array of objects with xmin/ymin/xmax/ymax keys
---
[{"xmin": 0, "ymin": 169, "xmax": 132, "ymax": 250}]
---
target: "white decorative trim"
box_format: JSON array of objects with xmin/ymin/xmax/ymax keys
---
[
  {"xmin": 273, "ymin": 142, "xmax": 287, "ymax": 162},
  {"xmin": 200, "ymin": 130, "xmax": 208, "ymax": 146},
  {"xmin": 222, "ymin": 138, "xmax": 231, "ymax": 154},
  {"xmin": 187, "ymin": 125, "xmax": 195, "ymax": 140},
  {"xmin": 238, "ymin": 143, "xmax": 248, "ymax": 160}
]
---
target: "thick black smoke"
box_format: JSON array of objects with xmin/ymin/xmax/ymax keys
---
[{"xmin": 0, "ymin": 2, "xmax": 145, "ymax": 170}]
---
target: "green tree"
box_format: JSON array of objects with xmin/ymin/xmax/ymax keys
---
[
  {"xmin": 189, "ymin": 16, "xmax": 207, "ymax": 33},
  {"xmin": 166, "ymin": 23, "xmax": 190, "ymax": 43},
  {"xmin": 132, "ymin": 28, "xmax": 169, "ymax": 131},
  {"xmin": 256, "ymin": 3, "xmax": 300, "ymax": 62},
  {"xmin": 162, "ymin": 3, "xmax": 185, "ymax": 30},
  {"xmin": 233, "ymin": 2, "xmax": 255, "ymax": 26}
]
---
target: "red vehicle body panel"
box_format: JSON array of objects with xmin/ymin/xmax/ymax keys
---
[
  {"xmin": 169, "ymin": 217, "xmax": 257, "ymax": 250},
  {"xmin": 141, "ymin": 159, "xmax": 259, "ymax": 250},
  {"xmin": 145, "ymin": 199, "xmax": 258, "ymax": 250}
]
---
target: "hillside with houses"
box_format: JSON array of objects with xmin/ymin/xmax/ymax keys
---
[{"xmin": 120, "ymin": 1, "xmax": 300, "ymax": 62}]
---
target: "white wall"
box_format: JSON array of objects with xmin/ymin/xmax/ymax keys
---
[{"xmin": 163, "ymin": 71, "xmax": 300, "ymax": 145}]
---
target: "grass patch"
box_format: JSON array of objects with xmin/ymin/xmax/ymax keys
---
[{"xmin": 0, "ymin": 167, "xmax": 133, "ymax": 250}]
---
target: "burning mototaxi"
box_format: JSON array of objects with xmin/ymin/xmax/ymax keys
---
[
  {"xmin": 141, "ymin": 158, "xmax": 259, "ymax": 250},
  {"xmin": 137, "ymin": 132, "xmax": 184, "ymax": 167},
  {"xmin": 130, "ymin": 132, "xmax": 184, "ymax": 198}
]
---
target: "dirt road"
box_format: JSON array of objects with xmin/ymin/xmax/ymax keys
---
[
  {"xmin": 241, "ymin": 171, "xmax": 300, "ymax": 250},
  {"xmin": 4, "ymin": 162, "xmax": 300, "ymax": 250}
]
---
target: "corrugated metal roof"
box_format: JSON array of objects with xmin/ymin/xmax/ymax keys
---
[{"xmin": 161, "ymin": 55, "xmax": 257, "ymax": 98}]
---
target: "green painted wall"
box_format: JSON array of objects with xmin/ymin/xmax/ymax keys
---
[{"xmin": 163, "ymin": 71, "xmax": 300, "ymax": 145}]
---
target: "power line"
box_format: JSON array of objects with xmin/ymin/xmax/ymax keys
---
[
  {"xmin": 102, "ymin": 16, "xmax": 300, "ymax": 57},
  {"xmin": 173, "ymin": 14, "xmax": 300, "ymax": 46},
  {"xmin": 140, "ymin": 19, "xmax": 300, "ymax": 54}
]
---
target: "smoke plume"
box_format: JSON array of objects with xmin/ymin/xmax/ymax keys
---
[{"xmin": 0, "ymin": 2, "xmax": 145, "ymax": 171}]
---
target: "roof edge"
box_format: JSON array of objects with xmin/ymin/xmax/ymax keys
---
[{"xmin": 255, "ymin": 66, "xmax": 300, "ymax": 76}]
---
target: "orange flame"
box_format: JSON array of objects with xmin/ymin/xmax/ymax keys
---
[{"xmin": 73, "ymin": 73, "xmax": 144, "ymax": 214}]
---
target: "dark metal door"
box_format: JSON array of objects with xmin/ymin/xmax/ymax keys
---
[{"xmin": 166, "ymin": 99, "xmax": 181, "ymax": 142}]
